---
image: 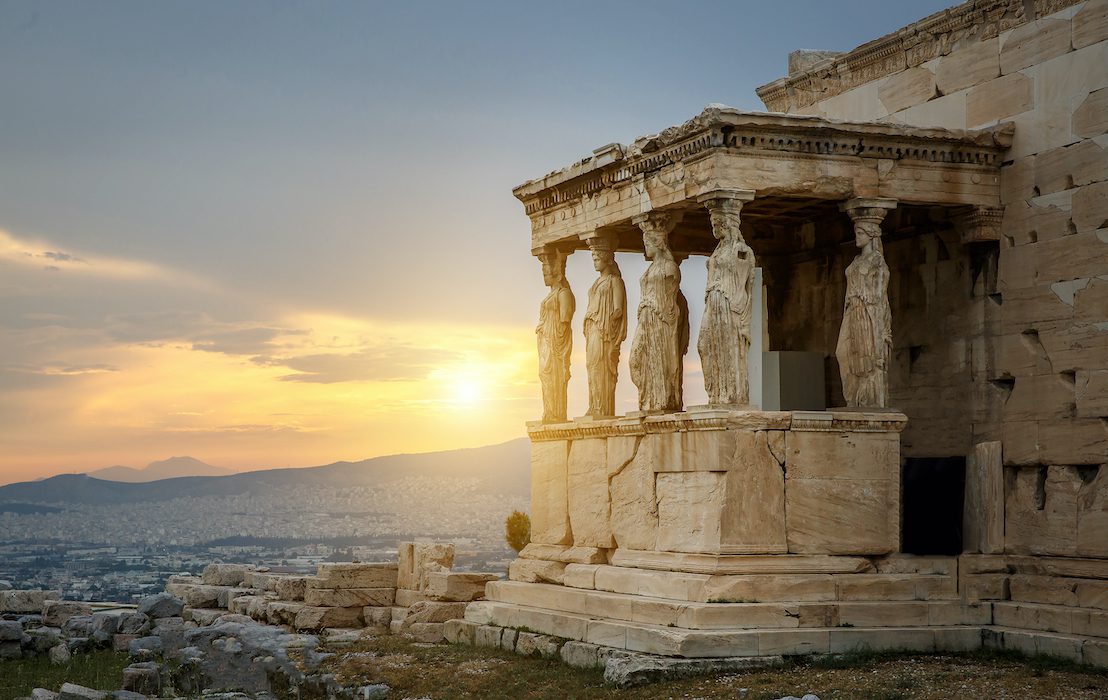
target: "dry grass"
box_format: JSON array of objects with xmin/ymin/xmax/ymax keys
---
[
  {"xmin": 322, "ymin": 636, "xmax": 1108, "ymax": 700},
  {"xmin": 0, "ymin": 649, "xmax": 130, "ymax": 700}
]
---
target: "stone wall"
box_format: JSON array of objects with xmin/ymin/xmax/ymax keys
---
[{"xmin": 759, "ymin": 0, "xmax": 1108, "ymax": 558}]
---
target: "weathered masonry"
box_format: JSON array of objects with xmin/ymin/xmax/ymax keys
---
[{"xmin": 455, "ymin": 0, "xmax": 1108, "ymax": 667}]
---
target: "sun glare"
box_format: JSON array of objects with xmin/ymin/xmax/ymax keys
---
[{"xmin": 452, "ymin": 377, "xmax": 483, "ymax": 404}]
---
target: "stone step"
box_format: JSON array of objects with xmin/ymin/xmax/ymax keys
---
[
  {"xmin": 993, "ymin": 601, "xmax": 1108, "ymax": 636},
  {"xmin": 1008, "ymin": 574, "xmax": 1108, "ymax": 609},
  {"xmin": 562, "ymin": 563, "xmax": 958, "ymax": 603},
  {"xmin": 486, "ymin": 581, "xmax": 986, "ymax": 631},
  {"xmin": 465, "ymin": 599, "xmax": 983, "ymax": 658},
  {"xmin": 985, "ymin": 626, "xmax": 1108, "ymax": 666}
]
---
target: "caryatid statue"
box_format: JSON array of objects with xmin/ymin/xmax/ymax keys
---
[
  {"xmin": 536, "ymin": 246, "xmax": 575, "ymax": 422},
  {"xmin": 697, "ymin": 190, "xmax": 756, "ymax": 406},
  {"xmin": 583, "ymin": 233, "xmax": 627, "ymax": 418},
  {"xmin": 629, "ymin": 211, "xmax": 686, "ymax": 412},
  {"xmin": 836, "ymin": 199, "xmax": 896, "ymax": 408}
]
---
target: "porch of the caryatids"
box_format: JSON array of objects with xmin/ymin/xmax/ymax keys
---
[
  {"xmin": 629, "ymin": 211, "xmax": 686, "ymax": 413},
  {"xmin": 836, "ymin": 198, "xmax": 897, "ymax": 408},
  {"xmin": 582, "ymin": 232, "xmax": 627, "ymax": 418},
  {"xmin": 696, "ymin": 189, "xmax": 757, "ymax": 407},
  {"xmin": 536, "ymin": 246, "xmax": 575, "ymax": 422}
]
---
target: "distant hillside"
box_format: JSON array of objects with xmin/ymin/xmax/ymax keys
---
[
  {"xmin": 89, "ymin": 456, "xmax": 235, "ymax": 482},
  {"xmin": 0, "ymin": 438, "xmax": 530, "ymax": 505}
]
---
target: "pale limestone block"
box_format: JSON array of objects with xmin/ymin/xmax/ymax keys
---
[
  {"xmin": 1074, "ymin": 610, "xmax": 1108, "ymax": 637},
  {"xmin": 562, "ymin": 564, "xmax": 600, "ymax": 589},
  {"xmin": 702, "ymin": 574, "xmax": 835, "ymax": 603},
  {"xmin": 463, "ymin": 600, "xmax": 494, "ymax": 625},
  {"xmin": 586, "ymin": 619, "xmax": 628, "ymax": 648},
  {"xmin": 1073, "ymin": 182, "xmax": 1108, "ymax": 230},
  {"xmin": 508, "ymin": 558, "xmax": 566, "ymax": 585},
  {"xmin": 785, "ymin": 479, "xmax": 896, "ymax": 555},
  {"xmin": 1077, "ymin": 580, "xmax": 1108, "ymax": 609},
  {"xmin": 999, "ymin": 199, "xmax": 1070, "ymax": 248},
  {"xmin": 518, "ymin": 543, "xmax": 607, "ymax": 564},
  {"xmin": 1078, "ymin": 466, "xmax": 1108, "ymax": 558},
  {"xmin": 593, "ymin": 565, "xmax": 709, "ymax": 601},
  {"xmin": 934, "ymin": 627, "xmax": 983, "ymax": 653},
  {"xmin": 42, "ymin": 600, "xmax": 92, "ymax": 627},
  {"xmin": 718, "ymin": 443, "xmax": 786, "ymax": 554},
  {"xmin": 785, "ymin": 430, "xmax": 898, "ymax": 480},
  {"xmin": 1035, "ymin": 41, "xmax": 1108, "ymax": 126},
  {"xmin": 766, "ymin": 430, "xmax": 785, "ymax": 464},
  {"xmin": 531, "ymin": 440, "xmax": 572, "ymax": 545},
  {"xmin": 1075, "ymin": 279, "xmax": 1108, "ymax": 324},
  {"xmin": 265, "ymin": 601, "xmax": 305, "ymax": 626},
  {"xmin": 310, "ymin": 563, "xmax": 398, "ymax": 589},
  {"xmin": 1036, "ymin": 139, "xmax": 1108, "ymax": 195},
  {"xmin": 838, "ymin": 601, "xmax": 929, "ymax": 627},
  {"xmin": 1074, "ymin": 0, "xmax": 1108, "ymax": 49},
  {"xmin": 303, "ymin": 587, "xmax": 394, "ymax": 608},
  {"xmin": 655, "ymin": 472, "xmax": 724, "ymax": 553},
  {"xmin": 560, "ymin": 640, "xmax": 602, "ymax": 668},
  {"xmin": 994, "ymin": 601, "xmax": 1074, "ymax": 633},
  {"xmin": 425, "ymin": 571, "xmax": 497, "ymax": 602},
  {"xmin": 396, "ymin": 542, "xmax": 416, "ymax": 590},
  {"xmin": 814, "ymin": 79, "xmax": 887, "ymax": 122},
  {"xmin": 293, "ymin": 605, "xmax": 363, "ymax": 631},
  {"xmin": 567, "ymin": 438, "xmax": 615, "ymax": 548},
  {"xmin": 757, "ymin": 629, "xmax": 829, "ymax": 655},
  {"xmin": 928, "ymin": 602, "xmax": 991, "ymax": 626},
  {"xmin": 412, "ymin": 542, "xmax": 455, "ymax": 591},
  {"xmin": 1010, "ymin": 574, "xmax": 1079, "ymax": 605},
  {"xmin": 274, "ymin": 576, "xmax": 309, "ymax": 602},
  {"xmin": 1074, "ymin": 88, "xmax": 1108, "ymax": 138},
  {"xmin": 394, "ymin": 588, "xmax": 430, "ymax": 607},
  {"xmin": 1086, "ymin": 638, "xmax": 1108, "ymax": 666},
  {"xmin": 1001, "ymin": 156, "xmax": 1037, "ymax": 205},
  {"xmin": 873, "ymin": 555, "xmax": 955, "ymax": 576},
  {"xmin": 403, "ymin": 600, "xmax": 468, "ymax": 626},
  {"xmin": 935, "ymin": 38, "xmax": 1000, "ymax": 94},
  {"xmin": 609, "ymin": 442, "xmax": 658, "ymax": 551},
  {"xmin": 878, "ymin": 67, "xmax": 937, "ymax": 114},
  {"xmin": 201, "ymin": 564, "xmax": 253, "ymax": 586},
  {"xmin": 1040, "ymin": 418, "xmax": 1108, "ymax": 466},
  {"xmin": 1006, "ymin": 466, "xmax": 1082, "ymax": 556},
  {"xmin": 1001, "ymin": 18, "xmax": 1073, "ymax": 75},
  {"xmin": 967, "ymin": 72, "xmax": 1034, "ymax": 128},
  {"xmin": 444, "ymin": 618, "xmax": 477, "ymax": 645},
  {"xmin": 835, "ymin": 574, "xmax": 929, "ymax": 601},
  {"xmin": 647, "ymin": 429, "xmax": 738, "ymax": 472},
  {"xmin": 474, "ymin": 624, "xmax": 502, "ymax": 648},
  {"xmin": 0, "ymin": 589, "xmax": 60, "ymax": 613},
  {"xmin": 676, "ymin": 602, "xmax": 800, "ymax": 630},
  {"xmin": 828, "ymin": 627, "xmax": 935, "ymax": 654},
  {"xmin": 888, "ymin": 91, "xmax": 966, "ymax": 130},
  {"xmin": 963, "ymin": 441, "xmax": 1005, "ymax": 554}
]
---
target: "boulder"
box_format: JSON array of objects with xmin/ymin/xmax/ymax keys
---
[
  {"xmin": 0, "ymin": 619, "xmax": 23, "ymax": 641},
  {"xmin": 63, "ymin": 615, "xmax": 93, "ymax": 638},
  {"xmin": 201, "ymin": 564, "xmax": 254, "ymax": 587},
  {"xmin": 0, "ymin": 590, "xmax": 60, "ymax": 613},
  {"xmin": 0, "ymin": 640, "xmax": 21, "ymax": 659},
  {"xmin": 49, "ymin": 642, "xmax": 71, "ymax": 664},
  {"xmin": 88, "ymin": 612, "xmax": 119, "ymax": 643},
  {"xmin": 405, "ymin": 622, "xmax": 445, "ymax": 643},
  {"xmin": 166, "ymin": 584, "xmax": 222, "ymax": 609},
  {"xmin": 425, "ymin": 572, "xmax": 497, "ymax": 602},
  {"xmin": 128, "ymin": 635, "xmax": 163, "ymax": 659},
  {"xmin": 112, "ymin": 634, "xmax": 139, "ymax": 652},
  {"xmin": 121, "ymin": 662, "xmax": 162, "ymax": 696},
  {"xmin": 137, "ymin": 593, "xmax": 183, "ymax": 619},
  {"xmin": 292, "ymin": 606, "xmax": 363, "ymax": 631},
  {"xmin": 24, "ymin": 626, "xmax": 63, "ymax": 653},
  {"xmin": 274, "ymin": 576, "xmax": 310, "ymax": 602},
  {"xmin": 42, "ymin": 600, "xmax": 93, "ymax": 628},
  {"xmin": 31, "ymin": 689, "xmax": 59, "ymax": 700},
  {"xmin": 309, "ymin": 563, "xmax": 397, "ymax": 590},
  {"xmin": 58, "ymin": 685, "xmax": 107, "ymax": 700},
  {"xmin": 117, "ymin": 612, "xmax": 150, "ymax": 635},
  {"xmin": 217, "ymin": 587, "xmax": 256, "ymax": 608},
  {"xmin": 402, "ymin": 601, "xmax": 468, "ymax": 626}
]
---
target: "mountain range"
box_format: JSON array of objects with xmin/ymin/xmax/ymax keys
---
[
  {"xmin": 0, "ymin": 438, "xmax": 531, "ymax": 505},
  {"xmin": 88, "ymin": 456, "xmax": 236, "ymax": 482}
]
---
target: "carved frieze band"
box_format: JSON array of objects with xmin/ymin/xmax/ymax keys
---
[{"xmin": 526, "ymin": 410, "xmax": 908, "ymax": 441}]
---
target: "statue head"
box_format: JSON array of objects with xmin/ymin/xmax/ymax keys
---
[
  {"xmin": 855, "ymin": 220, "xmax": 883, "ymax": 248},
  {"xmin": 586, "ymin": 233, "xmax": 617, "ymax": 273},
  {"xmin": 538, "ymin": 248, "xmax": 567, "ymax": 287},
  {"xmin": 643, "ymin": 229, "xmax": 670, "ymax": 261}
]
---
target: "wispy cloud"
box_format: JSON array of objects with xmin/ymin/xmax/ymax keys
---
[{"xmin": 0, "ymin": 229, "xmax": 209, "ymax": 289}]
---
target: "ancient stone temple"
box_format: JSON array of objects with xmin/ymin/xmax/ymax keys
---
[{"xmin": 464, "ymin": 0, "xmax": 1108, "ymax": 666}]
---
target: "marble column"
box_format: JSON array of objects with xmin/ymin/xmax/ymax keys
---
[
  {"xmin": 629, "ymin": 211, "xmax": 685, "ymax": 413},
  {"xmin": 696, "ymin": 189, "xmax": 757, "ymax": 407},
  {"xmin": 836, "ymin": 198, "xmax": 897, "ymax": 408},
  {"xmin": 582, "ymin": 232, "xmax": 627, "ymax": 418},
  {"xmin": 536, "ymin": 246, "xmax": 575, "ymax": 422}
]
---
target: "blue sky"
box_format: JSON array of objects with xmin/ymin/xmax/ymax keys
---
[{"xmin": 0, "ymin": 1, "xmax": 953, "ymax": 480}]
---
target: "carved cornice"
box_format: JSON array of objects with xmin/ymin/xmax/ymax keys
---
[
  {"xmin": 755, "ymin": 0, "xmax": 1080, "ymax": 113},
  {"xmin": 513, "ymin": 108, "xmax": 1009, "ymax": 219},
  {"xmin": 954, "ymin": 205, "xmax": 1005, "ymax": 243},
  {"xmin": 526, "ymin": 409, "xmax": 907, "ymax": 441}
]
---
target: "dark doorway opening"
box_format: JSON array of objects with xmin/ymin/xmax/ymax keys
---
[{"xmin": 901, "ymin": 456, "xmax": 966, "ymax": 555}]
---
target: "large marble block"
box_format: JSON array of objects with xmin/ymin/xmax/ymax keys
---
[
  {"xmin": 531, "ymin": 440, "xmax": 572, "ymax": 545},
  {"xmin": 567, "ymin": 438, "xmax": 615, "ymax": 548}
]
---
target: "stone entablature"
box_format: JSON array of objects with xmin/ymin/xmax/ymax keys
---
[
  {"xmin": 514, "ymin": 108, "xmax": 1009, "ymax": 252},
  {"xmin": 754, "ymin": 0, "xmax": 1082, "ymax": 113}
]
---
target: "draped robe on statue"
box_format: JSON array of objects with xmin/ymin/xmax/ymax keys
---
[
  {"xmin": 699, "ymin": 238, "xmax": 755, "ymax": 405},
  {"xmin": 630, "ymin": 259, "xmax": 682, "ymax": 412},
  {"xmin": 537, "ymin": 285, "xmax": 574, "ymax": 422},
  {"xmin": 584, "ymin": 273, "xmax": 626, "ymax": 417},
  {"xmin": 836, "ymin": 245, "xmax": 891, "ymax": 407}
]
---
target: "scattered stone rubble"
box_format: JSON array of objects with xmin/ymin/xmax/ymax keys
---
[{"xmin": 5, "ymin": 542, "xmax": 499, "ymax": 698}]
